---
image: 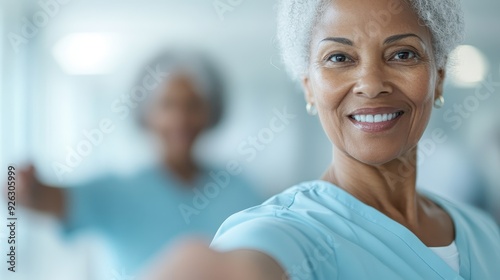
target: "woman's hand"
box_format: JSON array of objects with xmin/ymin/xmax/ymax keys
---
[
  {"xmin": 140, "ymin": 239, "xmax": 286, "ymax": 280},
  {"xmin": 6, "ymin": 165, "xmax": 65, "ymax": 218}
]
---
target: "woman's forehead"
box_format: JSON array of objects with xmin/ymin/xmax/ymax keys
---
[{"xmin": 312, "ymin": 0, "xmax": 431, "ymax": 45}]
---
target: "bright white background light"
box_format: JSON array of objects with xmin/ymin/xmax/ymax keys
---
[
  {"xmin": 52, "ymin": 33, "xmax": 120, "ymax": 75},
  {"xmin": 448, "ymin": 45, "xmax": 489, "ymax": 88}
]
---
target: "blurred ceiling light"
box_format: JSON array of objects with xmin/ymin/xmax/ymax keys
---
[
  {"xmin": 52, "ymin": 33, "xmax": 119, "ymax": 75},
  {"xmin": 448, "ymin": 45, "xmax": 489, "ymax": 88}
]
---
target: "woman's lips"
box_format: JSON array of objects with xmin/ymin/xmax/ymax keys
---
[{"xmin": 348, "ymin": 108, "xmax": 404, "ymax": 133}]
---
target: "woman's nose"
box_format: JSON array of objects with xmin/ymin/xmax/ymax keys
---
[{"xmin": 352, "ymin": 64, "xmax": 392, "ymax": 98}]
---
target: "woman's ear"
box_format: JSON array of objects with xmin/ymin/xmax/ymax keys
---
[
  {"xmin": 302, "ymin": 76, "xmax": 315, "ymax": 104},
  {"xmin": 435, "ymin": 68, "xmax": 446, "ymax": 101}
]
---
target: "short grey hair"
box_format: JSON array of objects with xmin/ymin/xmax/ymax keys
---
[{"xmin": 277, "ymin": 0, "xmax": 465, "ymax": 80}]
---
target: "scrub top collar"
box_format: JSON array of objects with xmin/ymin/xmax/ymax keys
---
[{"xmin": 309, "ymin": 180, "xmax": 468, "ymax": 280}]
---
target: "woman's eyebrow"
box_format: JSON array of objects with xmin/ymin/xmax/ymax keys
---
[
  {"xmin": 319, "ymin": 33, "xmax": 423, "ymax": 47},
  {"xmin": 384, "ymin": 33, "xmax": 423, "ymax": 45},
  {"xmin": 319, "ymin": 37, "xmax": 353, "ymax": 46}
]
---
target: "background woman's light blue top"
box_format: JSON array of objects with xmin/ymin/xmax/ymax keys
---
[
  {"xmin": 212, "ymin": 180, "xmax": 500, "ymax": 280},
  {"xmin": 63, "ymin": 165, "xmax": 262, "ymax": 272}
]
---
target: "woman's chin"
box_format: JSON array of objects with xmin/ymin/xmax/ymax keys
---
[{"xmin": 346, "ymin": 148, "xmax": 405, "ymax": 167}]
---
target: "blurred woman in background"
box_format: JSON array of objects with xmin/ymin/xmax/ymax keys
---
[{"xmin": 14, "ymin": 50, "xmax": 262, "ymax": 273}]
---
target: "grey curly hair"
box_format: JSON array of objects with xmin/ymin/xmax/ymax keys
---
[{"xmin": 277, "ymin": 0, "xmax": 465, "ymax": 80}]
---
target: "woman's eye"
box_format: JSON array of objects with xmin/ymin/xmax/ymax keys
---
[
  {"xmin": 392, "ymin": 50, "xmax": 417, "ymax": 61},
  {"xmin": 328, "ymin": 54, "xmax": 350, "ymax": 63}
]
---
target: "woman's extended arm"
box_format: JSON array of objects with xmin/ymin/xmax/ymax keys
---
[
  {"xmin": 11, "ymin": 165, "xmax": 66, "ymax": 218},
  {"xmin": 140, "ymin": 240, "xmax": 286, "ymax": 280}
]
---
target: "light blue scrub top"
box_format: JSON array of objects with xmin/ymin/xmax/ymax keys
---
[
  {"xmin": 212, "ymin": 180, "xmax": 500, "ymax": 280},
  {"xmin": 64, "ymin": 165, "xmax": 262, "ymax": 272}
]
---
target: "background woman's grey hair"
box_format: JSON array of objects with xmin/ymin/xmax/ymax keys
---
[
  {"xmin": 277, "ymin": 0, "xmax": 465, "ymax": 80},
  {"xmin": 136, "ymin": 50, "xmax": 225, "ymax": 127}
]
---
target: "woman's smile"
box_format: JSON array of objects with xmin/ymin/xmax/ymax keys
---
[{"xmin": 348, "ymin": 107, "xmax": 405, "ymax": 133}]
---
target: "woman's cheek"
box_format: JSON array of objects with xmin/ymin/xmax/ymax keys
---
[
  {"xmin": 398, "ymin": 67, "xmax": 435, "ymax": 103},
  {"xmin": 313, "ymin": 70, "xmax": 346, "ymax": 110},
  {"xmin": 311, "ymin": 71, "xmax": 350, "ymax": 146},
  {"xmin": 408, "ymin": 83, "xmax": 434, "ymax": 105}
]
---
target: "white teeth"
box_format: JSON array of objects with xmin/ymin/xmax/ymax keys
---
[{"xmin": 352, "ymin": 112, "xmax": 400, "ymax": 123}]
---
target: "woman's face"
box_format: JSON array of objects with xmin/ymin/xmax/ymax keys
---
[
  {"xmin": 303, "ymin": 0, "xmax": 445, "ymax": 165},
  {"xmin": 145, "ymin": 74, "xmax": 210, "ymax": 156}
]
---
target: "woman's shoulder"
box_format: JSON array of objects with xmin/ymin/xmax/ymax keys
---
[{"xmin": 212, "ymin": 180, "xmax": 340, "ymax": 280}]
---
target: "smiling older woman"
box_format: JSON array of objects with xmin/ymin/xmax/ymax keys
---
[{"xmin": 140, "ymin": 0, "xmax": 500, "ymax": 279}]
